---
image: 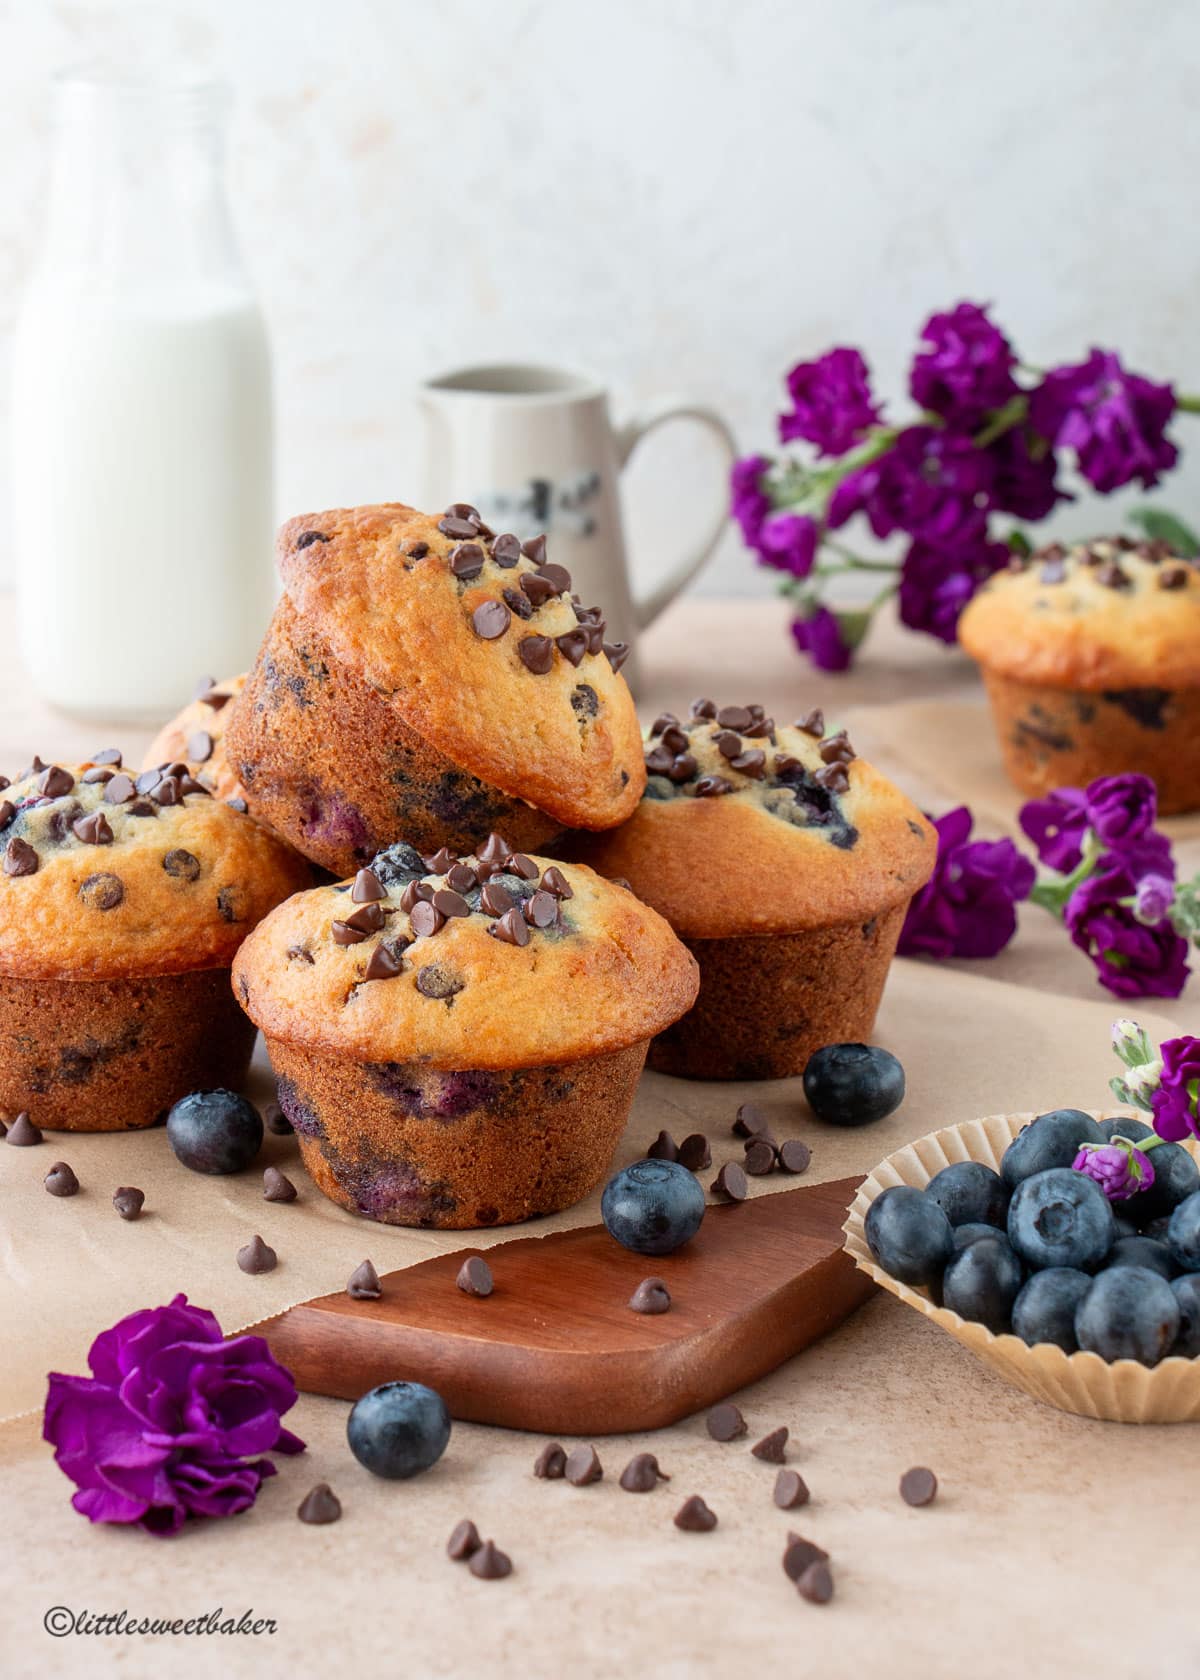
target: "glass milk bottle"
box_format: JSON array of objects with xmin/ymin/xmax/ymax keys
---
[{"xmin": 12, "ymin": 75, "xmax": 275, "ymax": 722}]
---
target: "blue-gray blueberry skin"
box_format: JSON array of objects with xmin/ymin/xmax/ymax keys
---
[
  {"xmin": 1099, "ymin": 1117, "xmax": 1155, "ymax": 1144},
  {"xmin": 952, "ymin": 1222, "xmax": 1003, "ymax": 1252},
  {"xmin": 802, "ymin": 1044, "xmax": 905, "ymax": 1128},
  {"xmin": 166, "ymin": 1089, "xmax": 263, "ymax": 1174},
  {"xmin": 1074, "ymin": 1267, "xmax": 1181, "ymax": 1366},
  {"xmin": 346, "ymin": 1381, "xmax": 451, "ymax": 1479},
  {"xmin": 864, "ymin": 1185, "xmax": 954, "ymax": 1288},
  {"xmin": 1171, "ymin": 1275, "xmax": 1200, "ymax": 1356},
  {"xmin": 941, "ymin": 1235, "xmax": 1024, "ymax": 1334},
  {"xmin": 1167, "ymin": 1191, "xmax": 1200, "ymax": 1272},
  {"xmin": 1124, "ymin": 1144, "xmax": 1200, "ymax": 1226},
  {"xmin": 1104, "ymin": 1236, "xmax": 1178, "ymax": 1281},
  {"xmin": 1000, "ymin": 1110, "xmax": 1106, "ymax": 1189},
  {"xmin": 925, "ymin": 1161, "xmax": 1010, "ymax": 1229},
  {"xmin": 1011, "ymin": 1268, "xmax": 1093, "ymax": 1353},
  {"xmin": 1006, "ymin": 1169, "xmax": 1115, "ymax": 1273},
  {"xmin": 600, "ymin": 1159, "xmax": 705, "ymax": 1256}
]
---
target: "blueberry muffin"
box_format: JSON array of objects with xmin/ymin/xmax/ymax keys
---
[
  {"xmin": 144, "ymin": 674, "xmax": 248, "ymax": 805},
  {"xmin": 232, "ymin": 836, "xmax": 698, "ymax": 1228},
  {"xmin": 223, "ymin": 503, "xmax": 645, "ymax": 874},
  {"xmin": 561, "ymin": 701, "xmax": 937, "ymax": 1081},
  {"xmin": 0, "ymin": 753, "xmax": 311, "ymax": 1130},
  {"xmin": 959, "ymin": 538, "xmax": 1200, "ymax": 813}
]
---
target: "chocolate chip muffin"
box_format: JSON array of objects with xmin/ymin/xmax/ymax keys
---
[
  {"xmin": 959, "ymin": 537, "xmax": 1200, "ymax": 813},
  {"xmin": 223, "ymin": 503, "xmax": 645, "ymax": 874},
  {"xmin": 0, "ymin": 753, "xmax": 311, "ymax": 1130},
  {"xmin": 232, "ymin": 836, "xmax": 698, "ymax": 1228},
  {"xmin": 144, "ymin": 673, "xmax": 248, "ymax": 805},
  {"xmin": 560, "ymin": 702, "xmax": 937, "ymax": 1081}
]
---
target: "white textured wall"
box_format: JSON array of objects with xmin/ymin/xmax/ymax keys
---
[{"xmin": 2, "ymin": 0, "xmax": 1199, "ymax": 596}]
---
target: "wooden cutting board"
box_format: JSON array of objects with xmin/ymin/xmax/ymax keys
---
[{"xmin": 257, "ymin": 1175, "xmax": 871, "ymax": 1434}]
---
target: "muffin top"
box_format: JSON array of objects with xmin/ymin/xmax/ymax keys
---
[
  {"xmin": 560, "ymin": 700, "xmax": 937, "ymax": 939},
  {"xmin": 270, "ymin": 502, "xmax": 646, "ymax": 829},
  {"xmin": 233, "ymin": 837, "xmax": 699, "ymax": 1069},
  {"xmin": 958, "ymin": 537, "xmax": 1200, "ymax": 689},
  {"xmin": 144, "ymin": 673, "xmax": 247, "ymax": 804},
  {"xmin": 0, "ymin": 754, "xmax": 311, "ymax": 980}
]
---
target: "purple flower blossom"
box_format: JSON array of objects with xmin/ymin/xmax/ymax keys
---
[
  {"xmin": 898, "ymin": 805, "xmax": 1035, "ymax": 960},
  {"xmin": 897, "ymin": 535, "xmax": 1010, "ymax": 644},
  {"xmin": 755, "ymin": 512, "xmax": 817, "ymax": 579},
  {"xmin": 987, "ymin": 427, "xmax": 1067, "ymax": 520},
  {"xmin": 43, "ymin": 1295, "xmax": 304, "ymax": 1536},
  {"xmin": 1019, "ymin": 774, "xmax": 1173, "ymax": 879},
  {"xmin": 1149, "ymin": 1036, "xmax": 1200, "ymax": 1142},
  {"xmin": 1134, "ymin": 873, "xmax": 1176, "ymax": 926},
  {"xmin": 909, "ymin": 301, "xmax": 1018, "ymax": 426},
  {"xmin": 1019, "ymin": 786, "xmax": 1090, "ymax": 872},
  {"xmin": 1029, "ymin": 349, "xmax": 1178, "ymax": 493},
  {"xmin": 1072, "ymin": 1139, "xmax": 1155, "ymax": 1201},
  {"xmin": 779, "ymin": 347, "xmax": 882, "ymax": 457},
  {"xmin": 789, "ymin": 606, "xmax": 852, "ymax": 672},
  {"xmin": 829, "ymin": 426, "xmax": 992, "ymax": 547},
  {"xmin": 731, "ymin": 454, "xmax": 772, "ymax": 545},
  {"xmin": 1064, "ymin": 862, "xmax": 1190, "ymax": 999}
]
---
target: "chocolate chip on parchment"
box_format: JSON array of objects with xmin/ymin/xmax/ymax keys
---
[
  {"xmin": 265, "ymin": 1102, "xmax": 294, "ymax": 1135},
  {"xmin": 263, "ymin": 1166, "xmax": 298, "ymax": 1204},
  {"xmin": 491, "ymin": 532, "xmax": 522, "ymax": 566},
  {"xmin": 44, "ymin": 1161, "xmax": 79, "ymax": 1197},
  {"xmin": 647, "ymin": 1130, "xmax": 679, "ymax": 1162},
  {"xmin": 351, "ymin": 867, "xmax": 385, "ymax": 903},
  {"xmin": 517, "ymin": 634, "xmax": 555, "ymax": 675},
  {"xmin": 782, "ymin": 1535, "xmax": 829, "ymax": 1581},
  {"xmin": 677, "ymin": 1133, "xmax": 711, "ymax": 1172},
  {"xmin": 752, "ymin": 1426, "xmax": 789, "ymax": 1463},
  {"xmin": 297, "ymin": 1483, "xmax": 342, "ymax": 1524},
  {"xmin": 456, "ymin": 1255, "xmax": 494, "ymax": 1297},
  {"xmin": 778, "ymin": 1139, "xmax": 812, "ymax": 1174},
  {"xmin": 3, "ymin": 837, "xmax": 39, "ymax": 877},
  {"xmin": 733, "ymin": 1102, "xmax": 771, "ymax": 1139},
  {"xmin": 472, "ymin": 599, "xmax": 511, "ymax": 640},
  {"xmin": 347, "ymin": 1259, "xmax": 382, "ymax": 1300},
  {"xmin": 163, "ymin": 848, "xmax": 201, "ymax": 881},
  {"xmin": 674, "ymin": 1496, "xmax": 717, "ymax": 1532},
  {"xmin": 564, "ymin": 1444, "xmax": 603, "ymax": 1486},
  {"xmin": 488, "ymin": 907, "xmax": 530, "ymax": 946},
  {"xmin": 468, "ymin": 1540, "xmax": 513, "ymax": 1580},
  {"xmin": 744, "ymin": 1139, "xmax": 778, "ymax": 1176},
  {"xmin": 449, "ymin": 541, "xmax": 485, "ymax": 579},
  {"xmin": 236, "ymin": 1235, "xmax": 277, "ymax": 1275},
  {"xmin": 72, "ymin": 811, "xmax": 113, "ymax": 845},
  {"xmin": 900, "ymin": 1466, "xmax": 938, "ymax": 1507},
  {"xmin": 711, "ymin": 1161, "xmax": 748, "ymax": 1202},
  {"xmin": 79, "ymin": 872, "xmax": 124, "ymax": 911},
  {"xmin": 629, "ymin": 1277, "xmax": 671, "ymax": 1315},
  {"xmin": 797, "ymin": 1562, "xmax": 834, "ymax": 1604},
  {"xmin": 774, "ymin": 1469, "xmax": 810, "ymax": 1510},
  {"xmin": 705, "ymin": 1402, "xmax": 747, "ymax": 1442},
  {"xmin": 113, "ymin": 1186, "xmax": 145, "ymax": 1220},
  {"xmin": 447, "ymin": 1518, "xmax": 483, "ymax": 1560},
  {"xmin": 6, "ymin": 1112, "xmax": 42, "ymax": 1147},
  {"xmin": 620, "ymin": 1453, "xmax": 670, "ymax": 1493},
  {"xmin": 533, "ymin": 1443, "xmax": 567, "ymax": 1480}
]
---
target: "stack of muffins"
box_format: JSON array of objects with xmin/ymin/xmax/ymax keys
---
[{"xmin": 2, "ymin": 497, "xmax": 938, "ymax": 1229}]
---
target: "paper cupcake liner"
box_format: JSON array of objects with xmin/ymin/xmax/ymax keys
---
[{"xmin": 844, "ymin": 1112, "xmax": 1200, "ymax": 1425}]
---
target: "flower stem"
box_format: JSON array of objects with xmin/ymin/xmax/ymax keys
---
[
  {"xmin": 1175, "ymin": 392, "xmax": 1200, "ymax": 414},
  {"xmin": 973, "ymin": 395, "xmax": 1029, "ymax": 450}
]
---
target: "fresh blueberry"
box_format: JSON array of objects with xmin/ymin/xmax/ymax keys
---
[
  {"xmin": 166, "ymin": 1089, "xmax": 263, "ymax": 1174},
  {"xmin": 953, "ymin": 1221, "xmax": 1003, "ymax": 1252},
  {"xmin": 1111, "ymin": 1213, "xmax": 1139, "ymax": 1241},
  {"xmin": 346, "ymin": 1380, "xmax": 451, "ymax": 1479},
  {"xmin": 1104, "ymin": 1236, "xmax": 1178, "ymax": 1280},
  {"xmin": 601, "ymin": 1159, "xmax": 705, "ymax": 1255},
  {"xmin": 1140, "ymin": 1214, "xmax": 1173, "ymax": 1241},
  {"xmin": 941, "ymin": 1235, "xmax": 1023, "ymax": 1334},
  {"xmin": 802, "ymin": 1043, "xmax": 905, "ymax": 1128},
  {"xmin": 1011, "ymin": 1267, "xmax": 1092, "ymax": 1352},
  {"xmin": 1000, "ymin": 1110, "xmax": 1106, "ymax": 1189},
  {"xmin": 1075, "ymin": 1267, "xmax": 1181, "ymax": 1365},
  {"xmin": 1099, "ymin": 1117, "xmax": 1154, "ymax": 1144},
  {"xmin": 1124, "ymin": 1143, "xmax": 1200, "ymax": 1226},
  {"xmin": 1007, "ymin": 1168, "xmax": 1114, "ymax": 1272},
  {"xmin": 925, "ymin": 1161, "xmax": 1009, "ymax": 1229},
  {"xmin": 1166, "ymin": 1191, "xmax": 1200, "ymax": 1272},
  {"xmin": 864, "ymin": 1185, "xmax": 953, "ymax": 1288},
  {"xmin": 1171, "ymin": 1274, "xmax": 1200, "ymax": 1356}
]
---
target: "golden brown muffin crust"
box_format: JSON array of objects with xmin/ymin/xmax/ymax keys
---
[{"xmin": 143, "ymin": 674, "xmax": 247, "ymax": 804}]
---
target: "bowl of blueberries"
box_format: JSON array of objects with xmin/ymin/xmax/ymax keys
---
[{"xmin": 844, "ymin": 1109, "xmax": 1200, "ymax": 1424}]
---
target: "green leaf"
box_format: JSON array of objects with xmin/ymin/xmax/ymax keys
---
[
  {"xmin": 1128, "ymin": 506, "xmax": 1200, "ymax": 558},
  {"xmin": 1006, "ymin": 528, "xmax": 1033, "ymax": 556}
]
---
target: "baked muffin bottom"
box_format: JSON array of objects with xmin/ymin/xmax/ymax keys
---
[
  {"xmin": 268, "ymin": 1038, "xmax": 648, "ymax": 1228},
  {"xmin": 980, "ymin": 671, "xmax": 1200, "ymax": 815},
  {"xmin": 647, "ymin": 904, "xmax": 906, "ymax": 1081},
  {"xmin": 0, "ymin": 968, "xmax": 257, "ymax": 1131},
  {"xmin": 226, "ymin": 602, "xmax": 562, "ymax": 873}
]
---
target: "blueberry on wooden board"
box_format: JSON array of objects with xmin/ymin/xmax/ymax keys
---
[{"xmin": 600, "ymin": 1160, "xmax": 705, "ymax": 1256}]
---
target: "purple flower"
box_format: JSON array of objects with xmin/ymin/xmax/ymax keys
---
[
  {"xmin": 1029, "ymin": 349, "xmax": 1178, "ymax": 493},
  {"xmin": 898, "ymin": 805, "xmax": 1035, "ymax": 960},
  {"xmin": 1086, "ymin": 772, "xmax": 1160, "ymax": 852},
  {"xmin": 1134, "ymin": 874, "xmax": 1176, "ymax": 926},
  {"xmin": 987, "ymin": 427, "xmax": 1067, "ymax": 520},
  {"xmin": 909, "ymin": 301, "xmax": 1018, "ymax": 426},
  {"xmin": 43, "ymin": 1294, "xmax": 304, "ymax": 1537},
  {"xmin": 1072, "ymin": 1140, "xmax": 1155, "ymax": 1202},
  {"xmin": 1020, "ymin": 774, "xmax": 1173, "ymax": 879},
  {"xmin": 790, "ymin": 606, "xmax": 852, "ymax": 672},
  {"xmin": 731, "ymin": 454, "xmax": 772, "ymax": 545},
  {"xmin": 1019, "ymin": 786, "xmax": 1090, "ymax": 871},
  {"xmin": 1149, "ymin": 1036, "xmax": 1200, "ymax": 1143},
  {"xmin": 1064, "ymin": 863, "xmax": 1190, "ymax": 999},
  {"xmin": 829, "ymin": 426, "xmax": 992, "ymax": 547},
  {"xmin": 779, "ymin": 348, "xmax": 882, "ymax": 457},
  {"xmin": 897, "ymin": 535, "xmax": 1010, "ymax": 644},
  {"xmin": 755, "ymin": 512, "xmax": 817, "ymax": 579}
]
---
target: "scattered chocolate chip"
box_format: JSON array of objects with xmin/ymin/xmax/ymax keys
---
[
  {"xmin": 401, "ymin": 879, "xmax": 435, "ymax": 912},
  {"xmin": 113, "ymin": 1186, "xmax": 145, "ymax": 1220},
  {"xmin": 783, "ymin": 1535, "xmax": 830, "ymax": 1581},
  {"xmin": 128, "ymin": 799, "xmax": 157, "ymax": 817},
  {"xmin": 555, "ymin": 629, "xmax": 588, "ymax": 667},
  {"xmin": 774, "ymin": 1469, "xmax": 810, "ymax": 1510},
  {"xmin": 364, "ymin": 941, "xmax": 405, "ymax": 981},
  {"xmin": 706, "ymin": 1403, "xmax": 747, "ymax": 1442},
  {"xmin": 533, "ymin": 1443, "xmax": 567, "ymax": 1480},
  {"xmin": 505, "ymin": 853, "xmax": 539, "ymax": 880},
  {"xmin": 645, "ymin": 743, "xmax": 674, "ymax": 776},
  {"xmin": 347, "ymin": 1259, "xmax": 382, "ymax": 1300},
  {"xmin": 693, "ymin": 776, "xmax": 733, "ymax": 798},
  {"xmin": 457, "ymin": 1255, "xmax": 494, "ymax": 1297},
  {"xmin": 620, "ymin": 1453, "xmax": 670, "ymax": 1493},
  {"xmin": 332, "ymin": 918, "xmax": 370, "ymax": 946},
  {"xmin": 900, "ymin": 1466, "xmax": 938, "ymax": 1507},
  {"xmin": 296, "ymin": 529, "xmax": 331, "ymax": 549},
  {"xmin": 666, "ymin": 752, "xmax": 697, "ymax": 783},
  {"xmin": 522, "ymin": 534, "xmax": 547, "ymax": 565},
  {"xmin": 263, "ymin": 1166, "xmax": 298, "ymax": 1204},
  {"xmin": 92, "ymin": 748, "xmax": 123, "ymax": 767},
  {"xmin": 80, "ymin": 767, "xmax": 113, "ymax": 785},
  {"xmin": 674, "ymin": 1495, "xmax": 717, "ymax": 1532},
  {"xmin": 711, "ymin": 1161, "xmax": 748, "ymax": 1202},
  {"xmin": 79, "ymin": 872, "xmax": 124, "ymax": 911},
  {"xmin": 488, "ymin": 907, "xmax": 530, "ymax": 946},
  {"xmin": 492, "ymin": 532, "xmax": 522, "ymax": 566},
  {"xmin": 797, "ymin": 1561, "xmax": 834, "ymax": 1604},
  {"xmin": 818, "ymin": 730, "xmax": 855, "ymax": 765},
  {"xmin": 297, "ymin": 1483, "xmax": 342, "ymax": 1524},
  {"xmin": 237, "ymin": 1235, "xmax": 277, "ymax": 1275},
  {"xmin": 629, "ymin": 1277, "xmax": 671, "ymax": 1315},
  {"xmin": 517, "ymin": 634, "xmax": 555, "ymax": 674},
  {"xmin": 564, "ymin": 1444, "xmax": 603, "ymax": 1486},
  {"xmin": 162, "ymin": 848, "xmax": 201, "ymax": 882},
  {"xmin": 743, "ymin": 715, "xmax": 775, "ymax": 739},
  {"xmin": 715, "ymin": 705, "xmax": 753, "ymax": 731},
  {"xmin": 814, "ymin": 763, "xmax": 849, "ymax": 794},
  {"xmin": 432, "ymin": 888, "xmax": 470, "ymax": 919},
  {"xmin": 449, "ymin": 541, "xmax": 485, "ymax": 579},
  {"xmin": 677, "ymin": 1134, "xmax": 711, "ymax": 1172},
  {"xmin": 604, "ymin": 642, "xmax": 630, "ymax": 672},
  {"xmin": 713, "ymin": 730, "xmax": 742, "ymax": 760},
  {"xmin": 444, "ymin": 862, "xmax": 477, "ymax": 894},
  {"xmin": 744, "ymin": 1139, "xmax": 778, "ymax": 1175},
  {"xmin": 285, "ymin": 945, "xmax": 314, "ymax": 967},
  {"xmin": 44, "ymin": 1161, "xmax": 79, "ymax": 1197},
  {"xmin": 518, "ymin": 571, "xmax": 556, "ymax": 609},
  {"xmin": 475, "ymin": 832, "xmax": 511, "ymax": 871},
  {"xmin": 187, "ymin": 730, "xmax": 214, "ymax": 764},
  {"xmin": 37, "ymin": 765, "xmax": 75, "ymax": 798},
  {"xmin": 351, "ymin": 867, "xmax": 385, "ymax": 903},
  {"xmin": 102, "ymin": 773, "xmax": 136, "ymax": 805},
  {"xmin": 72, "ymin": 811, "xmax": 113, "ymax": 845},
  {"xmin": 778, "ymin": 1139, "xmax": 812, "ymax": 1174},
  {"xmin": 446, "ymin": 501, "xmax": 482, "ymax": 521},
  {"xmin": 540, "ymin": 866, "xmax": 573, "ymax": 899},
  {"xmin": 468, "ymin": 1540, "xmax": 512, "ymax": 1580},
  {"xmin": 752, "ymin": 1426, "xmax": 789, "ymax": 1463},
  {"xmin": 733, "ymin": 1103, "xmax": 771, "ymax": 1139},
  {"xmin": 447, "ymin": 1518, "xmax": 483, "ymax": 1560},
  {"xmin": 265, "ymin": 1101, "xmax": 294, "ymax": 1135},
  {"xmin": 523, "ymin": 889, "xmax": 559, "ymax": 929},
  {"xmin": 410, "ymin": 900, "xmax": 446, "ymax": 938},
  {"xmin": 690, "ymin": 698, "xmax": 717, "ymax": 718},
  {"xmin": 730, "ymin": 750, "xmax": 766, "ymax": 778},
  {"xmin": 439, "ymin": 515, "xmax": 479, "ymax": 540},
  {"xmin": 472, "ymin": 599, "xmax": 511, "ymax": 640},
  {"xmin": 3, "ymin": 837, "xmax": 39, "ymax": 877},
  {"xmin": 647, "ymin": 1130, "xmax": 679, "ymax": 1162},
  {"xmin": 795, "ymin": 708, "xmax": 825, "ymax": 736},
  {"xmin": 154, "ymin": 774, "xmax": 183, "ymax": 806}
]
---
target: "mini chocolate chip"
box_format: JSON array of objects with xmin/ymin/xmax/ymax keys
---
[
  {"xmin": 72, "ymin": 811, "xmax": 113, "ymax": 845},
  {"xmin": 187, "ymin": 730, "xmax": 214, "ymax": 763},
  {"xmin": 447, "ymin": 1518, "xmax": 483, "ymax": 1560},
  {"xmin": 297, "ymin": 1482, "xmax": 342, "ymax": 1524},
  {"xmin": 6, "ymin": 1112, "xmax": 42, "ymax": 1146},
  {"xmin": 79, "ymin": 872, "xmax": 124, "ymax": 911},
  {"xmin": 263, "ymin": 1166, "xmax": 298, "ymax": 1203},
  {"xmin": 555, "ymin": 630, "xmax": 588, "ymax": 667},
  {"xmin": 438, "ymin": 515, "xmax": 479, "ymax": 540},
  {"xmin": 518, "ymin": 634, "xmax": 555, "ymax": 674},
  {"xmin": 449, "ymin": 541, "xmax": 485, "ymax": 579},
  {"xmin": 540, "ymin": 866, "xmax": 573, "ymax": 900},
  {"xmin": 814, "ymin": 763, "xmax": 849, "ymax": 794},
  {"xmin": 102, "ymin": 773, "xmax": 136, "ymax": 805},
  {"xmin": 715, "ymin": 706, "xmax": 753, "ymax": 731},
  {"xmin": 444, "ymin": 862, "xmax": 478, "ymax": 894},
  {"xmin": 535, "ymin": 561, "xmax": 572, "ymax": 594},
  {"xmin": 620, "ymin": 1453, "xmax": 670, "ymax": 1493},
  {"xmin": 674, "ymin": 1496, "xmax": 717, "ymax": 1532},
  {"xmin": 351, "ymin": 867, "xmax": 385, "ymax": 903},
  {"xmin": 818, "ymin": 730, "xmax": 855, "ymax": 764},
  {"xmin": 0, "ymin": 801, "xmax": 13, "ymax": 828},
  {"xmin": 38, "ymin": 765, "xmax": 75, "ymax": 798},
  {"xmin": 416, "ymin": 963, "xmax": 464, "ymax": 999},
  {"xmin": 90, "ymin": 748, "xmax": 122, "ymax": 767},
  {"xmin": 667, "ymin": 753, "xmax": 698, "ymax": 783},
  {"xmin": 647, "ymin": 1129, "xmax": 679, "ymax": 1162},
  {"xmin": 775, "ymin": 1469, "xmax": 810, "ymax": 1510},
  {"xmin": 1095, "ymin": 561, "xmax": 1131, "ymax": 590},
  {"xmin": 706, "ymin": 1403, "xmax": 747, "ymax": 1442},
  {"xmin": 797, "ymin": 1562, "xmax": 834, "ymax": 1604},
  {"xmin": 237, "ymin": 1234, "xmax": 277, "ymax": 1274},
  {"xmin": 714, "ymin": 730, "xmax": 742, "ymax": 759},
  {"xmin": 472, "ymin": 598, "xmax": 511, "ymax": 639},
  {"xmin": 1159, "ymin": 563, "xmax": 1190, "ymax": 589},
  {"xmin": 347, "ymin": 1259, "xmax": 382, "ymax": 1300},
  {"xmin": 564, "ymin": 1444, "xmax": 603, "ymax": 1486},
  {"xmin": 782, "ymin": 1536, "xmax": 830, "ymax": 1581},
  {"xmin": 468, "ymin": 1540, "xmax": 512, "ymax": 1580},
  {"xmin": 4, "ymin": 837, "xmax": 39, "ymax": 877},
  {"xmin": 407, "ymin": 540, "xmax": 429, "ymax": 560},
  {"xmin": 488, "ymin": 906, "xmax": 530, "ymax": 946},
  {"xmin": 752, "ymin": 1426, "xmax": 788, "ymax": 1463},
  {"xmin": 475, "ymin": 832, "xmax": 512, "ymax": 870},
  {"xmin": 629, "ymin": 1277, "xmax": 671, "ymax": 1315},
  {"xmin": 900, "ymin": 1466, "xmax": 938, "ymax": 1506},
  {"xmin": 296, "ymin": 529, "xmax": 331, "ymax": 549},
  {"xmin": 492, "ymin": 532, "xmax": 522, "ymax": 565},
  {"xmin": 410, "ymin": 900, "xmax": 446, "ymax": 938},
  {"xmin": 364, "ymin": 941, "xmax": 405, "ymax": 981},
  {"xmin": 502, "ymin": 587, "xmax": 534, "ymax": 619},
  {"xmin": 162, "ymin": 848, "xmax": 201, "ymax": 881},
  {"xmin": 265, "ymin": 1101, "xmax": 294, "ymax": 1134},
  {"xmin": 285, "ymin": 945, "xmax": 314, "ymax": 967},
  {"xmin": 432, "ymin": 888, "xmax": 470, "ymax": 919},
  {"xmin": 691, "ymin": 697, "xmax": 718, "ymax": 718},
  {"xmin": 795, "ymin": 708, "xmax": 824, "ymax": 736},
  {"xmin": 524, "ymin": 889, "xmax": 559, "ymax": 929},
  {"xmin": 332, "ymin": 919, "xmax": 370, "ymax": 946},
  {"xmin": 113, "ymin": 1186, "xmax": 145, "ymax": 1220},
  {"xmin": 344, "ymin": 902, "xmax": 386, "ymax": 936},
  {"xmin": 711, "ymin": 1161, "xmax": 748, "ymax": 1202},
  {"xmin": 457, "ymin": 1255, "xmax": 494, "ymax": 1297},
  {"xmin": 693, "ymin": 776, "xmax": 733, "ymax": 799},
  {"xmin": 522, "ymin": 534, "xmax": 548, "ymax": 565},
  {"xmin": 401, "ymin": 880, "xmax": 436, "ymax": 911},
  {"xmin": 604, "ymin": 642, "xmax": 630, "ymax": 672},
  {"xmin": 778, "ymin": 1139, "xmax": 812, "ymax": 1174},
  {"xmin": 44, "ymin": 1161, "xmax": 79, "ymax": 1197},
  {"xmin": 744, "ymin": 1139, "xmax": 778, "ymax": 1175},
  {"xmin": 505, "ymin": 853, "xmax": 539, "ymax": 880},
  {"xmin": 677, "ymin": 1133, "xmax": 711, "ymax": 1172},
  {"xmin": 533, "ymin": 1442, "xmax": 567, "ymax": 1479}
]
